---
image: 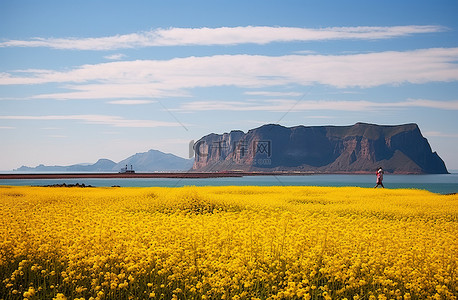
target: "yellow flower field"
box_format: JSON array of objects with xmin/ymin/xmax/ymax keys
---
[{"xmin": 0, "ymin": 185, "xmax": 457, "ymax": 300}]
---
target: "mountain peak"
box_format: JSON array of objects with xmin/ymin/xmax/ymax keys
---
[
  {"xmin": 14, "ymin": 149, "xmax": 193, "ymax": 172},
  {"xmin": 115, "ymin": 149, "xmax": 193, "ymax": 172}
]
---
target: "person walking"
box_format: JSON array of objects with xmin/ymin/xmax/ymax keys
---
[{"xmin": 374, "ymin": 167, "xmax": 384, "ymax": 188}]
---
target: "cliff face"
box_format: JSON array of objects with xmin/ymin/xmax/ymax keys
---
[{"xmin": 192, "ymin": 123, "xmax": 448, "ymax": 174}]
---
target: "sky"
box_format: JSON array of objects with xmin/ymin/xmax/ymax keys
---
[{"xmin": 1, "ymin": 0, "xmax": 458, "ymax": 171}]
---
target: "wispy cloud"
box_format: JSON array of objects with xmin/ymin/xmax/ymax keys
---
[
  {"xmin": 176, "ymin": 99, "xmax": 458, "ymax": 112},
  {"xmin": 0, "ymin": 97, "xmax": 32, "ymax": 101},
  {"xmin": 104, "ymin": 53, "xmax": 127, "ymax": 60},
  {"xmin": 244, "ymin": 91, "xmax": 303, "ymax": 97},
  {"xmin": 107, "ymin": 100, "xmax": 156, "ymax": 105},
  {"xmin": 0, "ymin": 114, "xmax": 185, "ymax": 128},
  {"xmin": 1, "ymin": 48, "xmax": 458, "ymax": 100},
  {"xmin": 405, "ymin": 98, "xmax": 458, "ymax": 110},
  {"xmin": 0, "ymin": 25, "xmax": 446, "ymax": 50},
  {"xmin": 293, "ymin": 50, "xmax": 318, "ymax": 55},
  {"xmin": 176, "ymin": 99, "xmax": 377, "ymax": 112},
  {"xmin": 424, "ymin": 131, "xmax": 458, "ymax": 138}
]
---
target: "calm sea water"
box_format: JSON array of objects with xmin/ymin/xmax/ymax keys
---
[{"xmin": 1, "ymin": 174, "xmax": 457, "ymax": 194}]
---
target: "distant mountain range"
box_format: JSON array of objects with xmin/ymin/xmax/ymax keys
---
[
  {"xmin": 14, "ymin": 123, "xmax": 449, "ymax": 174},
  {"xmin": 15, "ymin": 149, "xmax": 194, "ymax": 173},
  {"xmin": 192, "ymin": 122, "xmax": 448, "ymax": 174}
]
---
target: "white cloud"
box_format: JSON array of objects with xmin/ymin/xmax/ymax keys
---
[
  {"xmin": 1, "ymin": 48, "xmax": 458, "ymax": 99},
  {"xmin": 0, "ymin": 114, "xmax": 185, "ymax": 128},
  {"xmin": 404, "ymin": 98, "xmax": 458, "ymax": 110},
  {"xmin": 107, "ymin": 100, "xmax": 156, "ymax": 105},
  {"xmin": 104, "ymin": 53, "xmax": 127, "ymax": 60},
  {"xmin": 293, "ymin": 50, "xmax": 318, "ymax": 55},
  {"xmin": 0, "ymin": 25, "xmax": 446, "ymax": 50},
  {"xmin": 176, "ymin": 99, "xmax": 376, "ymax": 112},
  {"xmin": 244, "ymin": 91, "xmax": 303, "ymax": 97},
  {"xmin": 0, "ymin": 97, "xmax": 31, "ymax": 101},
  {"xmin": 176, "ymin": 98, "xmax": 458, "ymax": 112},
  {"xmin": 34, "ymin": 83, "xmax": 189, "ymax": 100}
]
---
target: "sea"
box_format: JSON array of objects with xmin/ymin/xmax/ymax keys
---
[{"xmin": 1, "ymin": 173, "xmax": 457, "ymax": 195}]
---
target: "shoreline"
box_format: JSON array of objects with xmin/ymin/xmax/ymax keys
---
[
  {"xmin": 0, "ymin": 170, "xmax": 428, "ymax": 180},
  {"xmin": 0, "ymin": 172, "xmax": 245, "ymax": 179}
]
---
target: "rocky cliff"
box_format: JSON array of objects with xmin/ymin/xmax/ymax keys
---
[{"xmin": 192, "ymin": 123, "xmax": 448, "ymax": 174}]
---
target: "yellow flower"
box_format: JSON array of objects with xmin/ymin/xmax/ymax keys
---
[
  {"xmin": 0, "ymin": 186, "xmax": 456, "ymax": 300},
  {"xmin": 23, "ymin": 287, "xmax": 36, "ymax": 298},
  {"xmin": 53, "ymin": 293, "xmax": 67, "ymax": 300}
]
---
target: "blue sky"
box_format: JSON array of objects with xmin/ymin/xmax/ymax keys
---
[{"xmin": 1, "ymin": 0, "xmax": 458, "ymax": 171}]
